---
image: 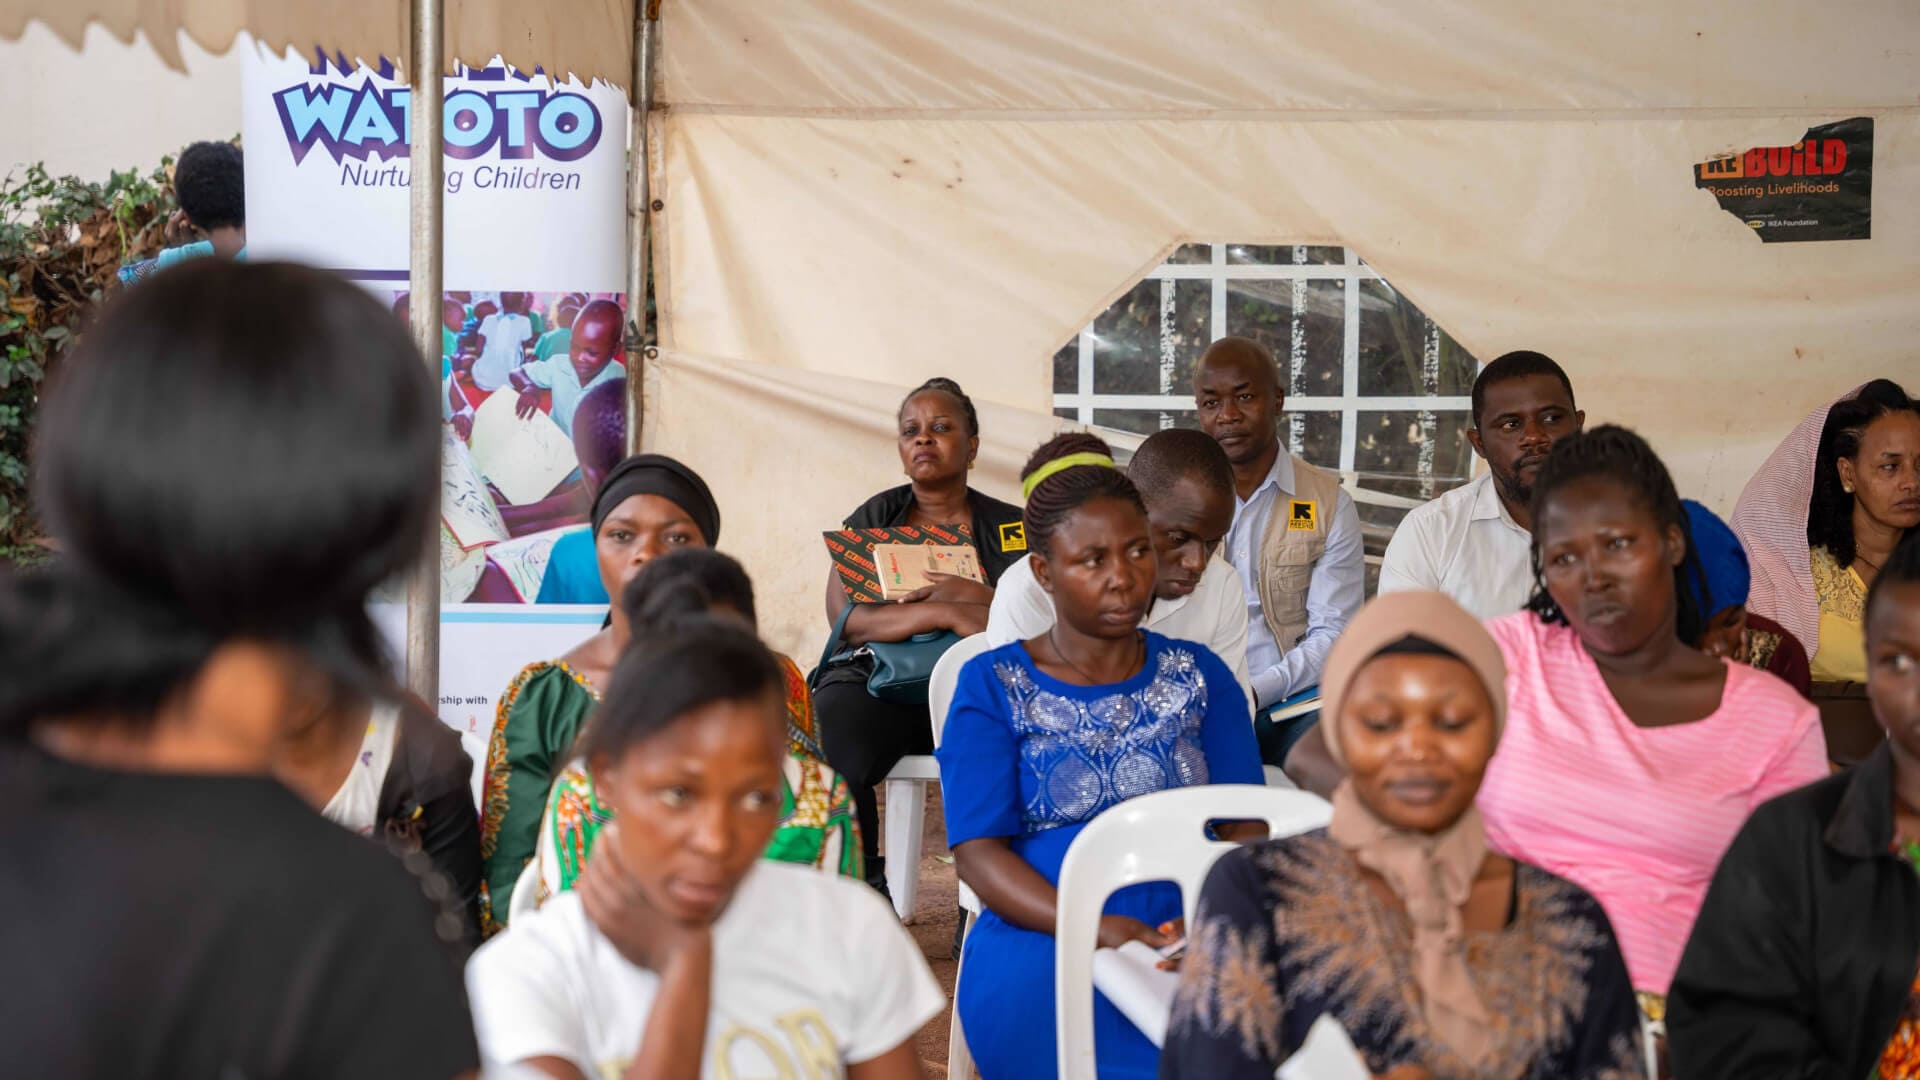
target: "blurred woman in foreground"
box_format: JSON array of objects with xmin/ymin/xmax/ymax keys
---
[{"xmin": 0, "ymin": 261, "xmax": 477, "ymax": 1077}]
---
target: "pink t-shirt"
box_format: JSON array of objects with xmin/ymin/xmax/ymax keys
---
[{"xmin": 1477, "ymin": 612, "xmax": 1827, "ymax": 994}]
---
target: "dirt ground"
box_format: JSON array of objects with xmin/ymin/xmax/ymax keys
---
[{"xmin": 879, "ymin": 785, "xmax": 962, "ymax": 1078}]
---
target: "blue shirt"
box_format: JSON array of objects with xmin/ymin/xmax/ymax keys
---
[
  {"xmin": 939, "ymin": 632, "xmax": 1262, "ymax": 858},
  {"xmin": 533, "ymin": 528, "xmax": 606, "ymax": 605},
  {"xmin": 1224, "ymin": 451, "xmax": 1365, "ymax": 708}
]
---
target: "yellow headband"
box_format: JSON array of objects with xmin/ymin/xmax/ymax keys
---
[{"xmin": 1021, "ymin": 452, "xmax": 1117, "ymax": 499}]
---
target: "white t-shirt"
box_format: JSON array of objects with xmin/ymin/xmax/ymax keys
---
[
  {"xmin": 319, "ymin": 701, "xmax": 399, "ymax": 838},
  {"xmin": 467, "ymin": 860, "xmax": 944, "ymax": 1079},
  {"xmin": 472, "ymin": 312, "xmax": 536, "ymax": 392},
  {"xmin": 985, "ymin": 553, "xmax": 1255, "ymax": 714},
  {"xmin": 1376, "ymin": 471, "xmax": 1536, "ymax": 621}
]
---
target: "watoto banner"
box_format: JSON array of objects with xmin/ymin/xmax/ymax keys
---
[{"xmin": 243, "ymin": 43, "xmax": 628, "ymax": 739}]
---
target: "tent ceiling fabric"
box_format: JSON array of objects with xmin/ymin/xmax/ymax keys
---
[
  {"xmin": 647, "ymin": 1, "xmax": 1920, "ymax": 655},
  {"xmin": 0, "ymin": 0, "xmax": 635, "ymax": 86},
  {"xmin": 661, "ymin": 0, "xmax": 1919, "ymax": 114}
]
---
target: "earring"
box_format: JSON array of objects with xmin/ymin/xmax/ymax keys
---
[{"xmin": 1844, "ymin": 483, "xmax": 1855, "ymax": 494}]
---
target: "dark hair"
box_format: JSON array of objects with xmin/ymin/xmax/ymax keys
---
[
  {"xmin": 174, "ymin": 141, "xmax": 245, "ymax": 231},
  {"xmin": 902, "ymin": 377, "xmax": 979, "ymax": 437},
  {"xmin": 1128, "ymin": 428, "xmax": 1233, "ymax": 504},
  {"xmin": 618, "ymin": 549, "xmax": 757, "ymax": 632},
  {"xmin": 1809, "ymin": 379, "xmax": 1918, "ymax": 567},
  {"xmin": 1021, "ymin": 432, "xmax": 1146, "ymax": 557},
  {"xmin": 0, "ymin": 261, "xmax": 437, "ymax": 734},
  {"xmin": 1471, "ymin": 350, "xmax": 1575, "ymax": 428},
  {"xmin": 1523, "ymin": 425, "xmax": 1705, "ymax": 644},
  {"xmin": 1867, "ymin": 532, "xmax": 1920, "ymax": 629},
  {"xmin": 579, "ymin": 615, "xmax": 783, "ymax": 764},
  {"xmin": 573, "ymin": 377, "xmax": 628, "ymax": 483}
]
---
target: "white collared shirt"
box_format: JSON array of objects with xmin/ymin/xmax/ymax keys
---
[
  {"xmin": 1377, "ymin": 470, "xmax": 1536, "ymax": 620},
  {"xmin": 985, "ymin": 554, "xmax": 1255, "ymax": 714},
  {"xmin": 1223, "ymin": 451, "xmax": 1365, "ymax": 709}
]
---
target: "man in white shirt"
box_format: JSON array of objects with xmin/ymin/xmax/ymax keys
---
[
  {"xmin": 1194, "ymin": 337, "xmax": 1364, "ymax": 779},
  {"xmin": 1378, "ymin": 351, "xmax": 1585, "ymax": 618},
  {"xmin": 986, "ymin": 427, "xmax": 1254, "ymax": 711}
]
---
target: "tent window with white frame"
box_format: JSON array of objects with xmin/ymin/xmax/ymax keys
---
[{"xmin": 1052, "ymin": 243, "xmax": 1481, "ymax": 594}]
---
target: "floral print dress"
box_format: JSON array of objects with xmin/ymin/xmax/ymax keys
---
[{"xmin": 1161, "ymin": 832, "xmax": 1648, "ymax": 1080}]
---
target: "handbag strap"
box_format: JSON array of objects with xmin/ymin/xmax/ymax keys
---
[{"xmin": 815, "ymin": 600, "xmax": 860, "ymax": 676}]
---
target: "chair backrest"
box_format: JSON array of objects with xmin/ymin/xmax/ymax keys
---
[
  {"xmin": 929, "ymin": 632, "xmax": 995, "ymax": 749},
  {"xmin": 1053, "ymin": 785, "xmax": 1332, "ymax": 1080},
  {"xmin": 507, "ymin": 856, "xmax": 541, "ymax": 927}
]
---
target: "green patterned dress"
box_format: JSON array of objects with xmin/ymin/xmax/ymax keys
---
[{"xmin": 479, "ymin": 655, "xmax": 861, "ymax": 935}]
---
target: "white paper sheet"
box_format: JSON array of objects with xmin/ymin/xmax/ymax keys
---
[
  {"xmin": 1276, "ymin": 1015, "xmax": 1369, "ymax": 1080},
  {"xmin": 1092, "ymin": 941, "xmax": 1180, "ymax": 1047},
  {"xmin": 442, "ymin": 425, "xmax": 509, "ymax": 551},
  {"xmin": 468, "ymin": 389, "xmax": 580, "ymax": 508}
]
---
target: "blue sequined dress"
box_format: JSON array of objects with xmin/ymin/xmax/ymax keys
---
[{"xmin": 936, "ymin": 631, "xmax": 1263, "ymax": 1079}]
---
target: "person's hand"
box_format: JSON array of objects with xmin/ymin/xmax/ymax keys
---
[
  {"xmin": 577, "ymin": 824, "xmax": 714, "ymax": 973},
  {"xmin": 1153, "ymin": 918, "xmax": 1185, "ymax": 971},
  {"xmin": 901, "ymin": 572, "xmax": 994, "ymax": 607},
  {"xmin": 451, "ymin": 414, "xmax": 474, "ymax": 442},
  {"xmin": 163, "ymin": 209, "xmax": 197, "ymax": 247},
  {"xmin": 1096, "ymin": 914, "xmax": 1174, "ymax": 952},
  {"xmin": 515, "ymin": 387, "xmax": 543, "ymax": 420}
]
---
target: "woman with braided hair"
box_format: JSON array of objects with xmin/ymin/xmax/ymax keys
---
[
  {"xmin": 1473, "ymin": 426, "xmax": 1826, "ymax": 1028},
  {"xmin": 936, "ymin": 433, "xmax": 1265, "ymax": 1079}
]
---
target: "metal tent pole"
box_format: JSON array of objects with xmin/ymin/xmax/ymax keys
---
[
  {"xmin": 625, "ymin": 1, "xmax": 660, "ymax": 452},
  {"xmin": 404, "ymin": 0, "xmax": 446, "ymax": 707}
]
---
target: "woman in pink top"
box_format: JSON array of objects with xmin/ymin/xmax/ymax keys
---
[{"xmin": 1476, "ymin": 426, "xmax": 1827, "ymax": 1010}]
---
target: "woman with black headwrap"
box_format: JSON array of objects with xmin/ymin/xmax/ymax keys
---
[{"xmin": 478, "ymin": 453, "xmax": 722, "ymax": 934}]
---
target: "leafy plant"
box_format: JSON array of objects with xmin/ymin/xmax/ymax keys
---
[{"xmin": 0, "ymin": 158, "xmax": 177, "ymax": 562}]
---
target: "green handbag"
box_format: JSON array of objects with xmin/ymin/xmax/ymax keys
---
[{"xmin": 809, "ymin": 600, "xmax": 958, "ymax": 706}]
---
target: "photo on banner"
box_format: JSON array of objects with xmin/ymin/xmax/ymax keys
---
[{"xmin": 242, "ymin": 43, "xmax": 629, "ymax": 732}]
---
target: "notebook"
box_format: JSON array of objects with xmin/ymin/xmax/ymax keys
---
[
  {"xmin": 823, "ymin": 524, "xmax": 978, "ymax": 605},
  {"xmin": 870, "ymin": 542, "xmax": 985, "ymax": 600}
]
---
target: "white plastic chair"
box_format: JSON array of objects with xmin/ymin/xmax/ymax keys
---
[
  {"xmin": 921, "ymin": 632, "xmax": 995, "ymax": 1080},
  {"xmin": 506, "ymin": 856, "xmax": 540, "ymax": 927},
  {"xmin": 880, "ymin": 632, "xmax": 996, "ymax": 922},
  {"xmin": 1053, "ymin": 785, "xmax": 1333, "ymax": 1080}
]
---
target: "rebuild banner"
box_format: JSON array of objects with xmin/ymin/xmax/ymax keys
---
[
  {"xmin": 1694, "ymin": 117, "xmax": 1874, "ymax": 243},
  {"xmin": 242, "ymin": 44, "xmax": 628, "ymax": 736}
]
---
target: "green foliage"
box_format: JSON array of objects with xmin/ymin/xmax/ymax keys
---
[{"xmin": 0, "ymin": 158, "xmax": 176, "ymax": 558}]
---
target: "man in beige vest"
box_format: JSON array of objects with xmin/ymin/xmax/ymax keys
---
[{"xmin": 1194, "ymin": 337, "xmax": 1363, "ymax": 782}]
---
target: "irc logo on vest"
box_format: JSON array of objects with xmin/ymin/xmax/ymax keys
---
[
  {"xmin": 273, "ymin": 68, "xmax": 603, "ymax": 167},
  {"xmin": 1287, "ymin": 500, "xmax": 1317, "ymax": 531},
  {"xmin": 999, "ymin": 521, "xmax": 1028, "ymax": 553}
]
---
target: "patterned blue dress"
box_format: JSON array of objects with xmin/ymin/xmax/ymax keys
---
[{"xmin": 937, "ymin": 632, "xmax": 1262, "ymax": 1079}]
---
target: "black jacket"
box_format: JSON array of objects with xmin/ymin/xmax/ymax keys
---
[{"xmin": 1668, "ymin": 742, "xmax": 1920, "ymax": 1078}]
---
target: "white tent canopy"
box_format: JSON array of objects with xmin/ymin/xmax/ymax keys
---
[{"xmin": 644, "ymin": 1, "xmax": 1920, "ymax": 656}]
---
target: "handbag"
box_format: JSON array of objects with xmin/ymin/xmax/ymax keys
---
[{"xmin": 810, "ymin": 600, "xmax": 958, "ymax": 706}]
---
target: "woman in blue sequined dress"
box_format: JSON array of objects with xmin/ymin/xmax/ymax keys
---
[{"xmin": 936, "ymin": 434, "xmax": 1265, "ymax": 1079}]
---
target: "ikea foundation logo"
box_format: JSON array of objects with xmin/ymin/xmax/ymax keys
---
[{"xmin": 273, "ymin": 58, "xmax": 603, "ymax": 167}]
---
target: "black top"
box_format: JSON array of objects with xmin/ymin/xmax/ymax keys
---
[
  {"xmin": 842, "ymin": 484, "xmax": 1027, "ymax": 586},
  {"xmin": 377, "ymin": 698, "xmax": 483, "ymax": 945},
  {"xmin": 0, "ymin": 743, "xmax": 480, "ymax": 1079},
  {"xmin": 1668, "ymin": 742, "xmax": 1920, "ymax": 1079}
]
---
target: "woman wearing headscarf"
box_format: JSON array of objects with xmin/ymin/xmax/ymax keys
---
[
  {"xmin": 1733, "ymin": 380, "xmax": 1920, "ymax": 686},
  {"xmin": 478, "ymin": 453, "xmax": 723, "ymax": 934},
  {"xmin": 1161, "ymin": 591, "xmax": 1645, "ymax": 1079},
  {"xmin": 1681, "ymin": 499, "xmax": 1812, "ymax": 699}
]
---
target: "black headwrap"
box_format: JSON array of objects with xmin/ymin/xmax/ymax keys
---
[{"xmin": 590, "ymin": 454, "xmax": 721, "ymax": 544}]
